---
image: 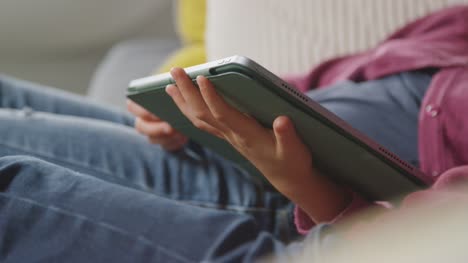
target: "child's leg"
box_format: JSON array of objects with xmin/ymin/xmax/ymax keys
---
[
  {"xmin": 0, "ymin": 108, "xmax": 296, "ymax": 241},
  {"xmin": 0, "ymin": 75, "xmax": 296, "ymax": 240},
  {"xmin": 0, "ymin": 74, "xmax": 134, "ymax": 126},
  {"xmin": 0, "ymin": 156, "xmax": 313, "ymax": 262}
]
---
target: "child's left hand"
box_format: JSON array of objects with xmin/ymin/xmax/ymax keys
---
[{"xmin": 167, "ymin": 68, "xmax": 350, "ymax": 223}]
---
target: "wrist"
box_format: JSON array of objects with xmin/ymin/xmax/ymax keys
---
[{"xmin": 291, "ymin": 168, "xmax": 352, "ymax": 223}]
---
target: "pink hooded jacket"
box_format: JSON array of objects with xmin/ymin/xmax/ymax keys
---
[{"xmin": 288, "ymin": 5, "xmax": 468, "ymax": 234}]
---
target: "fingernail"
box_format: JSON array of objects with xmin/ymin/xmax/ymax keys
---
[{"xmin": 166, "ymin": 85, "xmax": 174, "ymax": 95}]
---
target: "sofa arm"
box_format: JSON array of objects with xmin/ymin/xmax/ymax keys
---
[
  {"xmin": 0, "ymin": 0, "xmax": 175, "ymax": 57},
  {"xmin": 88, "ymin": 38, "xmax": 180, "ymax": 109}
]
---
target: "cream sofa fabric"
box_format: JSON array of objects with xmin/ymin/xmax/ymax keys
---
[{"xmin": 206, "ymin": 0, "xmax": 468, "ymax": 75}]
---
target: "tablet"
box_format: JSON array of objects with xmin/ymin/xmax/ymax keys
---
[{"xmin": 127, "ymin": 55, "xmax": 428, "ymax": 201}]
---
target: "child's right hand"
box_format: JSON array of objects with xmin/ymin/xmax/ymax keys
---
[{"xmin": 127, "ymin": 99, "xmax": 188, "ymax": 151}]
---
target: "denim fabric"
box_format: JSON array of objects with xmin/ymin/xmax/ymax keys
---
[
  {"xmin": 0, "ymin": 71, "xmax": 431, "ymax": 262},
  {"xmin": 0, "ymin": 76, "xmax": 297, "ymax": 262},
  {"xmin": 306, "ymin": 71, "xmax": 432, "ymax": 167}
]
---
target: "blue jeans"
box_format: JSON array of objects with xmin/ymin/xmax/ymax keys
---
[{"xmin": 0, "ymin": 71, "xmax": 431, "ymax": 262}]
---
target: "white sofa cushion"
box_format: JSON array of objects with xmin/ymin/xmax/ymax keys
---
[{"xmin": 206, "ymin": 0, "xmax": 468, "ymax": 75}]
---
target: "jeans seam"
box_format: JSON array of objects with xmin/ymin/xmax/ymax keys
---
[
  {"xmin": 0, "ymin": 192, "xmax": 195, "ymax": 263},
  {"xmin": 0, "ymin": 142, "xmax": 288, "ymax": 212},
  {"xmin": 0, "ymin": 142, "xmax": 152, "ymax": 192}
]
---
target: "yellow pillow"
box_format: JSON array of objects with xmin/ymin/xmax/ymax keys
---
[{"xmin": 158, "ymin": 0, "xmax": 206, "ymax": 72}]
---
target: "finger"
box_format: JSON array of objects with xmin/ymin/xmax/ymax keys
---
[
  {"xmin": 160, "ymin": 136, "xmax": 189, "ymax": 151},
  {"xmin": 135, "ymin": 118, "xmax": 175, "ymax": 137},
  {"xmin": 166, "ymin": 84, "xmax": 225, "ymax": 139},
  {"xmin": 273, "ymin": 116, "xmax": 305, "ymax": 157},
  {"xmin": 170, "ymin": 68, "xmax": 229, "ymax": 132},
  {"xmin": 165, "ymin": 84, "xmax": 187, "ymax": 113},
  {"xmin": 197, "ymin": 75, "xmax": 265, "ymax": 137},
  {"xmin": 162, "ymin": 142, "xmax": 187, "ymax": 152},
  {"xmin": 147, "ymin": 131, "xmax": 187, "ymax": 146},
  {"xmin": 127, "ymin": 99, "xmax": 160, "ymax": 121},
  {"xmin": 170, "ymin": 68, "xmax": 208, "ymax": 112},
  {"xmin": 149, "ymin": 132, "xmax": 187, "ymax": 146}
]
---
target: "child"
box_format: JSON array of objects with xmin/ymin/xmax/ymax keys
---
[{"xmin": 0, "ymin": 5, "xmax": 467, "ymax": 262}]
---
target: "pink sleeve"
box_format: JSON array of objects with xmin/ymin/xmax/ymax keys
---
[
  {"xmin": 294, "ymin": 191, "xmax": 372, "ymax": 235},
  {"xmin": 295, "ymin": 166, "xmax": 468, "ymax": 235}
]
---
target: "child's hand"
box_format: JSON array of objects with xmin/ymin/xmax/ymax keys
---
[
  {"xmin": 127, "ymin": 99, "xmax": 188, "ymax": 151},
  {"xmin": 167, "ymin": 68, "xmax": 350, "ymax": 223}
]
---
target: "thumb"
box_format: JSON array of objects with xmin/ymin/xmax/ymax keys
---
[{"xmin": 273, "ymin": 116, "xmax": 304, "ymax": 157}]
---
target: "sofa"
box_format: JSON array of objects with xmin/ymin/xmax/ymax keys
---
[
  {"xmin": 89, "ymin": 0, "xmax": 468, "ymax": 110},
  {"xmin": 4, "ymin": 0, "xmax": 464, "ymax": 108},
  {"xmin": 0, "ymin": 0, "xmax": 178, "ymax": 95}
]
